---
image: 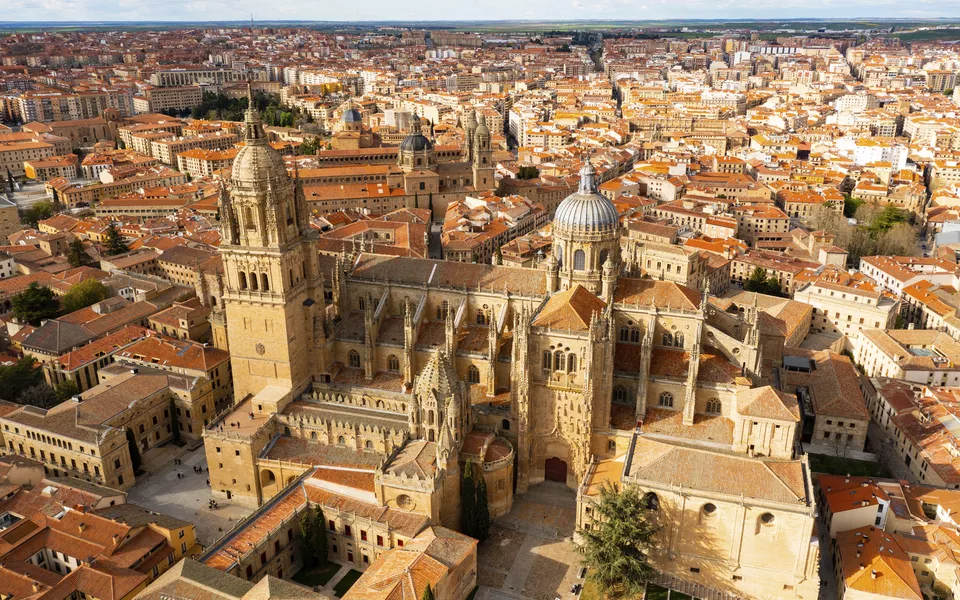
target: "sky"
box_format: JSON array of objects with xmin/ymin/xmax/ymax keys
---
[{"xmin": 3, "ymin": 0, "xmax": 960, "ymax": 23}]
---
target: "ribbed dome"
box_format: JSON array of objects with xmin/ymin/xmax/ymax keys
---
[
  {"xmin": 232, "ymin": 98, "xmax": 289, "ymax": 188},
  {"xmin": 554, "ymin": 161, "xmax": 619, "ymax": 232},
  {"xmin": 400, "ymin": 115, "xmax": 433, "ymax": 153},
  {"xmin": 341, "ymin": 103, "xmax": 362, "ymax": 123}
]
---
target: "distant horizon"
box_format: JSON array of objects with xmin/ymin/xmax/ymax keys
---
[
  {"xmin": 3, "ymin": 17, "xmax": 960, "ymax": 24},
  {"xmin": 4, "ymin": 0, "xmax": 960, "ymax": 26}
]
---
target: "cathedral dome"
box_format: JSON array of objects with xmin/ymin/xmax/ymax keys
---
[
  {"xmin": 554, "ymin": 161, "xmax": 619, "ymax": 233},
  {"xmin": 400, "ymin": 116, "xmax": 433, "ymax": 153},
  {"xmin": 231, "ymin": 91, "xmax": 289, "ymax": 188},
  {"xmin": 341, "ymin": 105, "xmax": 362, "ymax": 123}
]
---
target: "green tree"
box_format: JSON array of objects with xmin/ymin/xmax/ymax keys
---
[
  {"xmin": 421, "ymin": 584, "xmax": 435, "ymax": 600},
  {"xmin": 517, "ymin": 165, "xmax": 540, "ymax": 180},
  {"xmin": 67, "ymin": 239, "xmax": 94, "ymax": 268},
  {"xmin": 12, "ymin": 282, "xmax": 60, "ymax": 326},
  {"xmin": 19, "ymin": 200, "xmax": 55, "ymax": 228},
  {"xmin": 475, "ymin": 472, "xmax": 491, "ymax": 542},
  {"xmin": 61, "ymin": 279, "xmax": 108, "ymax": 314},
  {"xmin": 576, "ymin": 483, "xmax": 659, "ymax": 597},
  {"xmin": 0, "ymin": 357, "xmax": 44, "ymax": 402},
  {"xmin": 744, "ymin": 267, "xmax": 769, "ymax": 294},
  {"xmin": 299, "ymin": 138, "xmax": 321, "ymax": 155},
  {"xmin": 170, "ymin": 398, "xmax": 181, "ymax": 443},
  {"xmin": 104, "ymin": 224, "xmax": 129, "ymax": 256},
  {"xmin": 54, "ymin": 379, "xmax": 79, "ymax": 401},
  {"xmin": 461, "ymin": 461, "xmax": 477, "ymax": 538},
  {"xmin": 18, "ymin": 384, "xmax": 58, "ymax": 408},
  {"xmin": 125, "ymin": 428, "xmax": 142, "ymax": 472},
  {"xmin": 313, "ymin": 505, "xmax": 328, "ymax": 566},
  {"xmin": 299, "ymin": 505, "xmax": 320, "ymax": 569}
]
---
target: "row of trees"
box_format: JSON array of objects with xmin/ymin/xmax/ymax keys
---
[
  {"xmin": 189, "ymin": 91, "xmax": 304, "ymax": 128},
  {"xmin": 461, "ymin": 461, "xmax": 491, "ymax": 541},
  {"xmin": 0, "ymin": 356, "xmax": 77, "ymax": 408},
  {"xmin": 743, "ymin": 267, "xmax": 786, "ymax": 297},
  {"xmin": 813, "ymin": 202, "xmax": 920, "ymax": 265}
]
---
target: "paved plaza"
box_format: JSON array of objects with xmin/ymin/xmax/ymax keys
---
[
  {"xmin": 127, "ymin": 445, "xmax": 253, "ymax": 546},
  {"xmin": 476, "ymin": 482, "xmax": 584, "ymax": 600}
]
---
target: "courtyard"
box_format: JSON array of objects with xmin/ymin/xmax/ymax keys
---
[
  {"xmin": 126, "ymin": 445, "xmax": 253, "ymax": 545},
  {"xmin": 475, "ymin": 481, "xmax": 584, "ymax": 600}
]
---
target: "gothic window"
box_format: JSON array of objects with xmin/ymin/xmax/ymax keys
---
[
  {"xmin": 556, "ymin": 244, "xmax": 563, "ymax": 266},
  {"xmin": 310, "ymin": 431, "xmax": 318, "ymax": 440},
  {"xmin": 429, "ymin": 430, "xmax": 435, "ymax": 442},
  {"xmin": 554, "ymin": 350, "xmax": 565, "ymax": 372},
  {"xmin": 599, "ymin": 250, "xmax": 609, "ymax": 268},
  {"xmin": 239, "ymin": 272, "xmax": 247, "ymax": 290},
  {"xmin": 244, "ymin": 206, "xmax": 255, "ymax": 230},
  {"xmin": 337, "ymin": 436, "xmax": 345, "ymax": 445},
  {"xmin": 359, "ymin": 296, "xmax": 365, "ymax": 310},
  {"xmin": 706, "ymin": 399, "xmax": 722, "ymax": 415},
  {"xmin": 567, "ymin": 354, "xmax": 577, "ymax": 372},
  {"xmin": 289, "ymin": 269, "xmax": 294, "ymax": 287},
  {"xmin": 477, "ymin": 310, "xmax": 486, "ymax": 325},
  {"xmin": 388, "ymin": 355, "xmax": 400, "ymax": 372},
  {"xmin": 260, "ymin": 273, "xmax": 269, "ymax": 292},
  {"xmin": 659, "ymin": 392, "xmax": 674, "ymax": 408},
  {"xmin": 630, "ymin": 328, "xmax": 640, "ymax": 343},
  {"xmin": 287, "ymin": 202, "xmax": 294, "ymax": 225},
  {"xmin": 662, "ymin": 332, "xmax": 673, "ymax": 346},
  {"xmin": 467, "ymin": 365, "xmax": 480, "ymax": 384},
  {"xmin": 620, "ymin": 326, "xmax": 630, "ymax": 342},
  {"xmin": 348, "ymin": 350, "xmax": 360, "ymax": 369},
  {"xmin": 542, "ymin": 351, "xmax": 551, "ymax": 371},
  {"xmin": 497, "ymin": 480, "xmax": 504, "ymax": 491},
  {"xmin": 573, "ymin": 250, "xmax": 586, "ymax": 271},
  {"xmin": 365, "ymin": 440, "xmax": 373, "ymax": 449},
  {"xmin": 249, "ymin": 272, "xmax": 259, "ymax": 291},
  {"xmin": 674, "ymin": 332, "xmax": 684, "ymax": 347},
  {"xmin": 427, "ymin": 411, "xmax": 435, "ymax": 426},
  {"xmin": 437, "ymin": 301, "xmax": 449, "ymax": 320},
  {"xmin": 613, "ymin": 386, "xmax": 627, "ymax": 403}
]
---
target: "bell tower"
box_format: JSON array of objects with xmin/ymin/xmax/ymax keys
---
[
  {"xmin": 219, "ymin": 85, "xmax": 324, "ymax": 404},
  {"xmin": 472, "ymin": 114, "xmax": 495, "ymax": 191}
]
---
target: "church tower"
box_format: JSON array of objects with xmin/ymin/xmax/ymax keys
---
[
  {"xmin": 472, "ymin": 114, "xmax": 495, "ymax": 191},
  {"xmin": 219, "ymin": 85, "xmax": 324, "ymax": 405}
]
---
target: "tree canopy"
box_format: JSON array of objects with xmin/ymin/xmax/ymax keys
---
[
  {"xmin": 19, "ymin": 200, "xmax": 54, "ymax": 228},
  {"xmin": 743, "ymin": 267, "xmax": 785, "ymax": 297},
  {"xmin": 576, "ymin": 483, "xmax": 660, "ymax": 597},
  {"xmin": 61, "ymin": 279, "xmax": 109, "ymax": 314},
  {"xmin": 104, "ymin": 224, "xmax": 129, "ymax": 256},
  {"xmin": 0, "ymin": 357, "xmax": 46, "ymax": 403},
  {"xmin": 67, "ymin": 239, "xmax": 94, "ymax": 268},
  {"xmin": 12, "ymin": 282, "xmax": 60, "ymax": 326}
]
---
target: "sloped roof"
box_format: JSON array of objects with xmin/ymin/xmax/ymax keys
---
[
  {"xmin": 531, "ymin": 285, "xmax": 605, "ymax": 331},
  {"xmin": 737, "ymin": 386, "xmax": 801, "ymax": 422}
]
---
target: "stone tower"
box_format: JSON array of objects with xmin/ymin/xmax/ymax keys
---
[
  {"xmin": 219, "ymin": 85, "xmax": 324, "ymax": 404},
  {"xmin": 472, "ymin": 114, "xmax": 495, "ymax": 191}
]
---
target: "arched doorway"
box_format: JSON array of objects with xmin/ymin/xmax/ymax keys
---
[{"xmin": 544, "ymin": 457, "xmax": 567, "ymax": 482}]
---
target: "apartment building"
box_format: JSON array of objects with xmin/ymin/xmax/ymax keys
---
[
  {"xmin": 176, "ymin": 147, "xmax": 238, "ymax": 178},
  {"xmin": 855, "ymin": 329, "xmax": 960, "ymax": 388},
  {"xmin": 150, "ymin": 131, "xmax": 239, "ymax": 165},
  {"xmin": 0, "ymin": 138, "xmax": 55, "ymax": 177},
  {"xmin": 133, "ymin": 85, "xmax": 203, "ymax": 114},
  {"xmin": 23, "ymin": 153, "xmax": 79, "ymax": 181},
  {"xmin": 730, "ymin": 250, "xmax": 818, "ymax": 294},
  {"xmin": 794, "ymin": 270, "xmax": 900, "ymax": 340}
]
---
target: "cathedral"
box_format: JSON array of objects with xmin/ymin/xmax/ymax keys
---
[{"xmin": 204, "ymin": 95, "xmax": 821, "ymax": 600}]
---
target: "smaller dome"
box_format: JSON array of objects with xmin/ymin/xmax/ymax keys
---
[
  {"xmin": 341, "ymin": 107, "xmax": 362, "ymax": 123},
  {"xmin": 400, "ymin": 116, "xmax": 433, "ymax": 153}
]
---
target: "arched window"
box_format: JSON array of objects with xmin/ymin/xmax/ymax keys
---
[
  {"xmin": 573, "ymin": 249, "xmax": 586, "ymax": 271},
  {"xmin": 249, "ymin": 272, "xmax": 259, "ymax": 291},
  {"xmin": 365, "ymin": 440, "xmax": 373, "ymax": 449},
  {"xmin": 501, "ymin": 419, "xmax": 510, "ymax": 431},
  {"xmin": 497, "ymin": 480, "xmax": 505, "ymax": 492},
  {"xmin": 427, "ymin": 411, "xmax": 434, "ymax": 426},
  {"xmin": 388, "ymin": 355, "xmax": 400, "ymax": 372},
  {"xmin": 437, "ymin": 300, "xmax": 449, "ymax": 321},
  {"xmin": 674, "ymin": 332, "xmax": 684, "ymax": 347},
  {"xmin": 542, "ymin": 351, "xmax": 551, "ymax": 371},
  {"xmin": 659, "ymin": 392, "xmax": 674, "ymax": 408},
  {"xmin": 630, "ymin": 328, "xmax": 640, "ymax": 343},
  {"xmin": 477, "ymin": 310, "xmax": 486, "ymax": 325},
  {"xmin": 643, "ymin": 492, "xmax": 660, "ymax": 511},
  {"xmin": 348, "ymin": 350, "xmax": 361, "ymax": 369},
  {"xmin": 554, "ymin": 350, "xmax": 565, "ymax": 371},
  {"xmin": 337, "ymin": 435, "xmax": 345, "ymax": 445},
  {"xmin": 359, "ymin": 296, "xmax": 366, "ymax": 311},
  {"xmin": 467, "ymin": 365, "xmax": 480, "ymax": 384},
  {"xmin": 662, "ymin": 332, "xmax": 673, "ymax": 347},
  {"xmin": 599, "ymin": 250, "xmax": 609, "ymax": 268},
  {"xmin": 619, "ymin": 326, "xmax": 630, "ymax": 342},
  {"xmin": 239, "ymin": 272, "xmax": 248, "ymax": 290},
  {"xmin": 613, "ymin": 386, "xmax": 627, "ymax": 403},
  {"xmin": 567, "ymin": 353, "xmax": 577, "ymax": 372},
  {"xmin": 289, "ymin": 269, "xmax": 294, "ymax": 287},
  {"xmin": 260, "ymin": 273, "xmax": 269, "ymax": 292},
  {"xmin": 556, "ymin": 244, "xmax": 563, "ymax": 266},
  {"xmin": 706, "ymin": 399, "xmax": 722, "ymax": 415},
  {"xmin": 244, "ymin": 206, "xmax": 255, "ymax": 230}
]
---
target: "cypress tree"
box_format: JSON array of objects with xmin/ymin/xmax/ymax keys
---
[
  {"xmin": 461, "ymin": 461, "xmax": 476, "ymax": 538},
  {"xmin": 299, "ymin": 507, "xmax": 318, "ymax": 569},
  {"xmin": 421, "ymin": 583, "xmax": 435, "ymax": 600},
  {"xmin": 475, "ymin": 472, "xmax": 491, "ymax": 541},
  {"xmin": 313, "ymin": 505, "xmax": 328, "ymax": 565}
]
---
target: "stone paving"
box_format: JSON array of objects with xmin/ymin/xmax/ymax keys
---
[
  {"xmin": 127, "ymin": 445, "xmax": 253, "ymax": 546},
  {"xmin": 476, "ymin": 482, "xmax": 584, "ymax": 600}
]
